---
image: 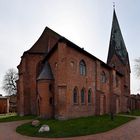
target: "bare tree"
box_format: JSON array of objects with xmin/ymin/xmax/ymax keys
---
[
  {"xmin": 2, "ymin": 68, "xmax": 18, "ymax": 95},
  {"xmin": 134, "ymin": 57, "xmax": 140, "ymax": 77}
]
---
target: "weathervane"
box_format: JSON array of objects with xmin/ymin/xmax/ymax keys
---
[{"xmin": 113, "ymin": 2, "xmax": 115, "ymax": 9}]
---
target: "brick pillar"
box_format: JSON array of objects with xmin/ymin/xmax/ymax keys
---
[
  {"xmin": 37, "ymin": 80, "xmax": 54, "ymax": 119},
  {"xmin": 95, "ymin": 60, "xmax": 101, "ymax": 115},
  {"xmin": 110, "ymin": 69, "xmax": 116, "ymax": 114}
]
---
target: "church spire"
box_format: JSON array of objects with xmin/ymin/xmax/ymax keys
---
[{"xmin": 107, "ymin": 9, "xmax": 129, "ymax": 67}]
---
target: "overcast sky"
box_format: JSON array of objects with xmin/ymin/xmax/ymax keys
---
[{"xmin": 0, "ymin": 0, "xmax": 140, "ymax": 95}]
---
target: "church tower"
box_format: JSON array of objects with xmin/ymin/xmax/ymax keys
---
[{"xmin": 107, "ymin": 9, "xmax": 131, "ymax": 107}]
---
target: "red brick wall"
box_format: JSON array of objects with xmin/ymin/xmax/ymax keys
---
[
  {"xmin": 37, "ymin": 80, "xmax": 54, "ymax": 118},
  {"xmin": 107, "ymin": 52, "xmax": 130, "ymax": 113},
  {"xmin": 17, "ymin": 28, "xmax": 61, "ymax": 116},
  {"xmin": 0, "ymin": 98, "xmax": 9, "ymax": 114},
  {"xmin": 52, "ymin": 42, "xmax": 128, "ymax": 119},
  {"xmin": 46, "ymin": 42, "xmax": 122, "ymax": 119},
  {"xmin": 18, "ymin": 31, "xmax": 131, "ymax": 119},
  {"xmin": 47, "ymin": 47, "xmax": 59, "ymax": 118},
  {"xmin": 108, "ymin": 55, "xmax": 130, "ymax": 95},
  {"xmin": 17, "ymin": 53, "xmax": 44, "ymax": 115},
  {"xmin": 65, "ymin": 45, "xmax": 95, "ymax": 119}
]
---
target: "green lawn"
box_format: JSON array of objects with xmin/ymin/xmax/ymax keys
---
[
  {"xmin": 0, "ymin": 113, "xmax": 36, "ymax": 122},
  {"xmin": 127, "ymin": 110, "xmax": 140, "ymax": 116},
  {"xmin": 16, "ymin": 115, "xmax": 134, "ymax": 138},
  {"xmin": 0, "ymin": 113, "xmax": 16, "ymax": 119}
]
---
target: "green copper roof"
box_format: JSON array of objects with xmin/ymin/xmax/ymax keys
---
[{"xmin": 107, "ymin": 10, "xmax": 129, "ymax": 65}]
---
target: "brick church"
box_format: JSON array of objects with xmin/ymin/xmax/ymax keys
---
[{"xmin": 17, "ymin": 10, "xmax": 132, "ymax": 120}]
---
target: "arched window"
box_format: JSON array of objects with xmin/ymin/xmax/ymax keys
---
[
  {"xmin": 101, "ymin": 71, "xmax": 106, "ymax": 83},
  {"xmin": 70, "ymin": 61, "xmax": 74, "ymax": 68},
  {"xmin": 81, "ymin": 88, "xmax": 85, "ymax": 104},
  {"xmin": 88, "ymin": 89, "xmax": 92, "ymax": 104},
  {"xmin": 73, "ymin": 87, "xmax": 78, "ymax": 104},
  {"xmin": 49, "ymin": 84, "xmax": 53, "ymax": 92},
  {"xmin": 55, "ymin": 62, "xmax": 58, "ymax": 68},
  {"xmin": 79, "ymin": 60, "xmax": 86, "ymax": 75}
]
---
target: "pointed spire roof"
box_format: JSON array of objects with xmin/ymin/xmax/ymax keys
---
[
  {"xmin": 107, "ymin": 9, "xmax": 129, "ymax": 65},
  {"xmin": 37, "ymin": 61, "xmax": 54, "ymax": 80}
]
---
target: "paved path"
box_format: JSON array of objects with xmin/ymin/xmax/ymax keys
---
[{"xmin": 0, "ymin": 117, "xmax": 140, "ymax": 140}]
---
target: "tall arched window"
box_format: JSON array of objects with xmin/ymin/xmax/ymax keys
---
[
  {"xmin": 79, "ymin": 60, "xmax": 86, "ymax": 75},
  {"xmin": 81, "ymin": 88, "xmax": 85, "ymax": 104},
  {"xmin": 101, "ymin": 71, "xmax": 106, "ymax": 83},
  {"xmin": 73, "ymin": 87, "xmax": 78, "ymax": 104},
  {"xmin": 88, "ymin": 89, "xmax": 92, "ymax": 104}
]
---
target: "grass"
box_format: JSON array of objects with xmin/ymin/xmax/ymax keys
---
[
  {"xmin": 125, "ymin": 110, "xmax": 140, "ymax": 116},
  {"xmin": 0, "ymin": 113, "xmax": 16, "ymax": 119},
  {"xmin": 16, "ymin": 115, "xmax": 134, "ymax": 138},
  {"xmin": 0, "ymin": 113, "xmax": 36, "ymax": 122}
]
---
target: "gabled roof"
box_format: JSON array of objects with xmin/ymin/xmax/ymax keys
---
[
  {"xmin": 25, "ymin": 27, "xmax": 61, "ymax": 54},
  {"xmin": 37, "ymin": 61, "xmax": 54, "ymax": 80},
  {"xmin": 43, "ymin": 36, "xmax": 122, "ymax": 72},
  {"xmin": 107, "ymin": 10, "xmax": 129, "ymax": 65}
]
